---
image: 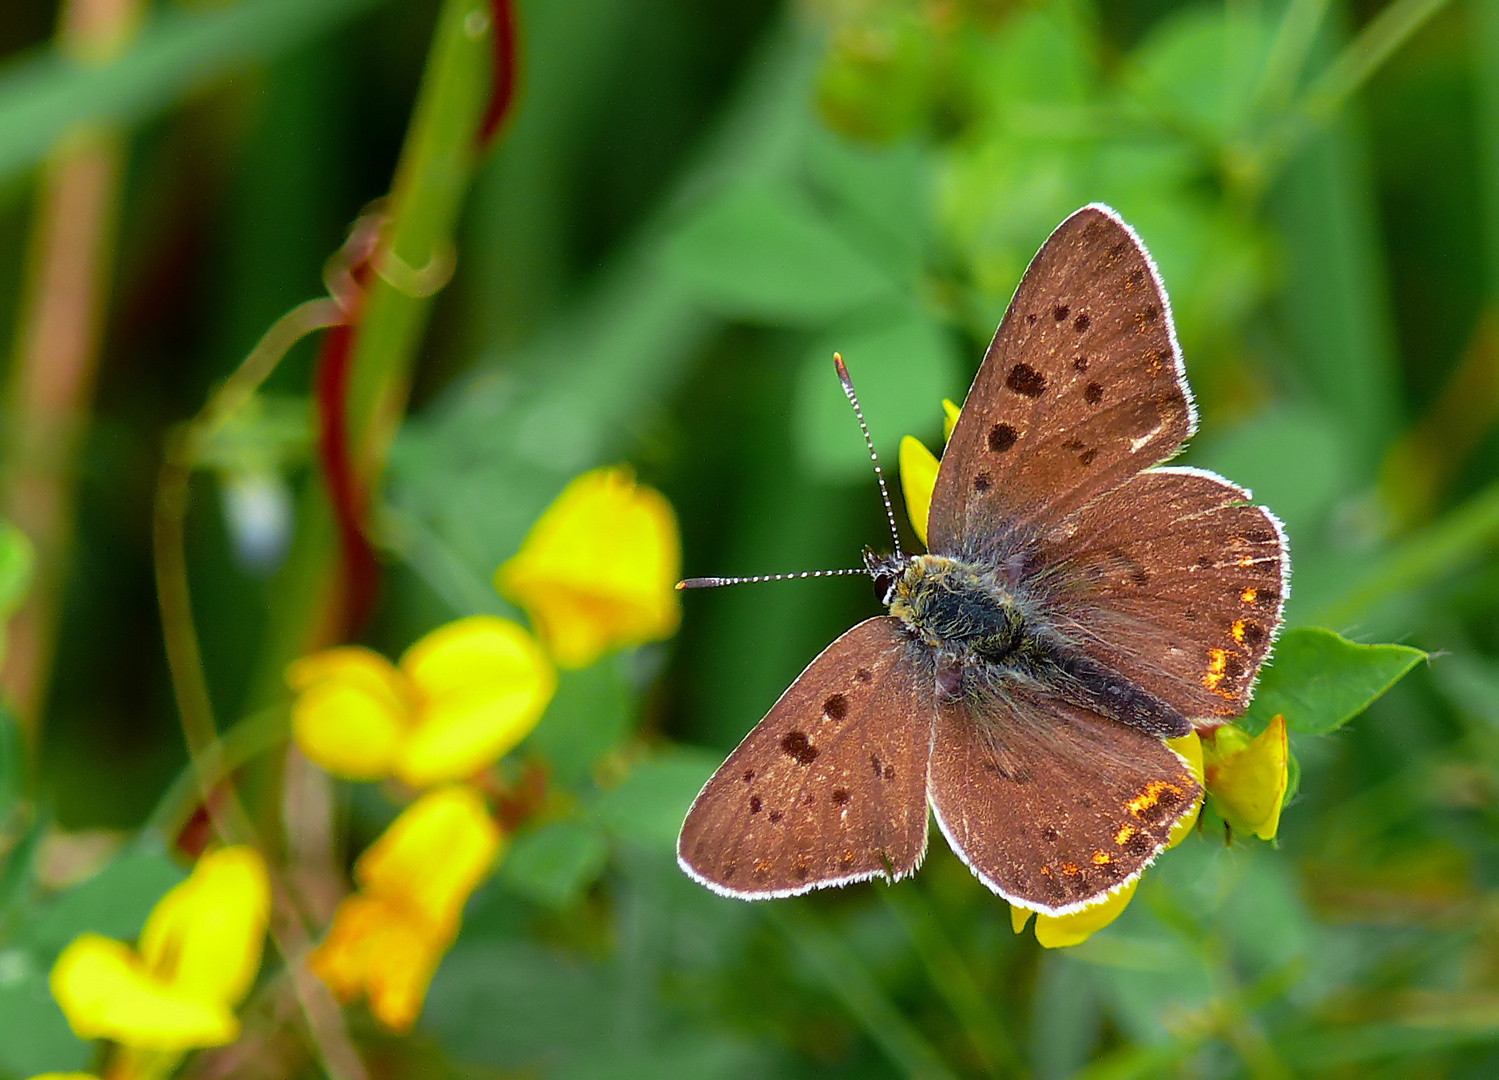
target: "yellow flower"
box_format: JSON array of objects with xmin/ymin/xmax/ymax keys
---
[
  {"xmin": 49, "ymin": 847, "xmax": 270, "ymax": 1050},
  {"xmin": 1202, "ymin": 714, "xmax": 1290, "ymax": 840},
  {"xmin": 496, "ymin": 466, "xmax": 681, "ymax": 669},
  {"xmin": 288, "ymin": 615, "xmax": 555, "ymax": 787},
  {"xmin": 1015, "ymin": 732, "xmax": 1204, "ymax": 948},
  {"xmin": 897, "ymin": 400, "xmax": 960, "ymax": 549},
  {"xmin": 310, "ymin": 786, "xmax": 501, "ymax": 1032},
  {"xmin": 899, "ymin": 437, "xmax": 940, "ymax": 548}
]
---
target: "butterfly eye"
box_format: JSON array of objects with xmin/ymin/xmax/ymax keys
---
[{"xmin": 862, "ymin": 549, "xmax": 903, "ymax": 606}]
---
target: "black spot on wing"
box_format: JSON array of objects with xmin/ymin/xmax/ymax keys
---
[
  {"xmin": 1005, "ymin": 364, "xmax": 1047, "ymax": 398},
  {"xmin": 780, "ymin": 731, "xmax": 818, "ymax": 765}
]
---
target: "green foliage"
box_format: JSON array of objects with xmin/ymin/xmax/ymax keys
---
[
  {"xmin": 0, "ymin": 841, "xmax": 183, "ymax": 1078},
  {"xmin": 21, "ymin": 843, "xmax": 185, "ymax": 960},
  {"xmin": 501, "ymin": 819, "xmax": 610, "ymax": 909},
  {"xmin": 594, "ymin": 751, "xmax": 717, "ymax": 852}
]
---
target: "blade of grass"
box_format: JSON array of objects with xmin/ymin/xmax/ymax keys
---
[
  {"xmin": 879, "ymin": 886, "xmax": 1026, "ymax": 1079},
  {"xmin": 0, "ymin": 0, "xmax": 391, "ymax": 185},
  {"xmin": 1312, "ymin": 478, "xmax": 1499, "ymax": 627},
  {"xmin": 1252, "ymin": 0, "xmax": 1453, "ymax": 180},
  {"xmin": 1254, "ymin": 0, "xmax": 1332, "ymax": 116},
  {"xmin": 767, "ymin": 902, "xmax": 961, "ymax": 1080}
]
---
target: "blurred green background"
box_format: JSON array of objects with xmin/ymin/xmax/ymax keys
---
[{"xmin": 4, "ymin": 0, "xmax": 1499, "ymax": 1076}]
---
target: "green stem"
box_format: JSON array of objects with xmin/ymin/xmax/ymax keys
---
[
  {"xmin": 156, "ymin": 300, "xmax": 345, "ymax": 776},
  {"xmin": 249, "ymin": 0, "xmax": 492, "ymax": 700},
  {"xmin": 143, "ymin": 706, "xmax": 290, "ymax": 840},
  {"xmin": 346, "ymin": 0, "xmax": 490, "ymax": 472},
  {"xmin": 153, "ymin": 296, "xmax": 365, "ymax": 1080},
  {"xmin": 767, "ymin": 903, "xmax": 961, "ymax": 1080}
]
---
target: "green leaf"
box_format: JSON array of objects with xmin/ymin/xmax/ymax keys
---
[
  {"xmin": 500, "ymin": 819, "xmax": 609, "ymax": 910},
  {"xmin": 794, "ymin": 308, "xmax": 962, "ymax": 481},
  {"xmin": 0, "ymin": 960, "xmax": 91, "ymax": 1078},
  {"xmin": 24, "ymin": 841, "xmax": 185, "ymax": 959},
  {"xmin": 1123, "ymin": 6, "xmax": 1271, "ymax": 145},
  {"xmin": 526, "ymin": 655, "xmax": 634, "ymax": 788},
  {"xmin": 594, "ymin": 751, "xmax": 718, "ymax": 853},
  {"xmin": 664, "ymin": 181, "xmax": 901, "ymax": 325},
  {"xmin": 1246, "ymin": 627, "xmax": 1425, "ymax": 735}
]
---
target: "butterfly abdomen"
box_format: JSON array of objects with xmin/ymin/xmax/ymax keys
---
[{"xmin": 890, "ymin": 555, "xmax": 1192, "ymax": 738}]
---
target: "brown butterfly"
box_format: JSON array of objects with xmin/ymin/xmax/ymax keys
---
[{"xmin": 676, "ymin": 204, "xmax": 1289, "ymax": 914}]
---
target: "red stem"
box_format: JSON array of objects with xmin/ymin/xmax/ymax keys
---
[
  {"xmin": 478, "ymin": 0, "xmax": 519, "ymax": 146},
  {"xmin": 314, "ymin": 308, "xmax": 379, "ymax": 639}
]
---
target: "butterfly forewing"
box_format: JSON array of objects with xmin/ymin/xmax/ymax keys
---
[
  {"xmin": 1040, "ymin": 466, "xmax": 1289, "ymax": 722},
  {"xmin": 929, "ymin": 205, "xmax": 1194, "ymax": 551},
  {"xmin": 677, "ymin": 617, "xmax": 934, "ymax": 898},
  {"xmin": 926, "ymin": 688, "xmax": 1201, "ymax": 914}
]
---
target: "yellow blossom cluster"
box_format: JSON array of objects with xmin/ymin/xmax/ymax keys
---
[
  {"xmin": 287, "ymin": 465, "xmax": 680, "ymax": 1031},
  {"xmin": 900, "ymin": 404, "xmax": 1291, "ymax": 947}
]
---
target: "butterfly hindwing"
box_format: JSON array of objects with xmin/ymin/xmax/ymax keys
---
[
  {"xmin": 929, "ymin": 204, "xmax": 1195, "ymax": 551},
  {"xmin": 677, "ymin": 617, "xmax": 934, "ymax": 898},
  {"xmin": 1038, "ymin": 466, "xmax": 1289, "ymax": 722},
  {"xmin": 926, "ymin": 687, "xmax": 1201, "ymax": 914}
]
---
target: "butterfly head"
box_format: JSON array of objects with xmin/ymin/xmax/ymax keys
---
[{"xmin": 862, "ymin": 547, "xmax": 908, "ymax": 606}]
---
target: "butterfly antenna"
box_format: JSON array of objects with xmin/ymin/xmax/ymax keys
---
[
  {"xmin": 834, "ymin": 352, "xmax": 904, "ymax": 560},
  {"xmin": 677, "ymin": 568, "xmax": 867, "ymax": 590}
]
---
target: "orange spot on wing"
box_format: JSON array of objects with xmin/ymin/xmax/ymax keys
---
[
  {"xmin": 1240, "ymin": 587, "xmax": 1258, "ymax": 604},
  {"xmin": 1127, "ymin": 779, "xmax": 1182, "ymax": 818},
  {"xmin": 1204, "ymin": 648, "xmax": 1229, "ymax": 690},
  {"xmin": 1115, "ymin": 824, "xmax": 1137, "ymax": 846},
  {"xmin": 1232, "ymin": 619, "xmax": 1248, "ymax": 644},
  {"xmin": 1062, "ymin": 863, "xmax": 1082, "ymax": 876},
  {"xmin": 1092, "ymin": 851, "xmax": 1112, "ymax": 865}
]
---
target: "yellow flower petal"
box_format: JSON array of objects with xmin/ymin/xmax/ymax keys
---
[
  {"xmin": 1032, "ymin": 879, "xmax": 1140, "ymax": 949},
  {"xmin": 310, "ymin": 893, "xmax": 444, "ymax": 1034},
  {"xmin": 941, "ymin": 398, "xmax": 961, "ymax": 442},
  {"xmin": 288, "ymin": 647, "xmax": 410, "ymax": 780},
  {"xmin": 496, "ymin": 466, "xmax": 681, "ymax": 668},
  {"xmin": 898, "ymin": 436, "xmax": 940, "ymax": 548},
  {"xmin": 356, "ymin": 786, "xmax": 502, "ymax": 936},
  {"xmin": 311, "ymin": 788, "xmax": 501, "ymax": 1032},
  {"xmin": 50, "ymin": 934, "xmax": 238, "ymax": 1050},
  {"xmin": 397, "ymin": 616, "xmax": 556, "ymax": 786},
  {"xmin": 139, "ymin": 847, "xmax": 270, "ymax": 1009},
  {"xmin": 1165, "ymin": 730, "xmax": 1205, "ymax": 849},
  {"xmin": 1204, "ymin": 715, "xmax": 1289, "ymax": 840},
  {"xmin": 1010, "ymin": 905, "xmax": 1033, "ymax": 934}
]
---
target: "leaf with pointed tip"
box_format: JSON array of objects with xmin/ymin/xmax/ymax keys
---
[{"xmin": 1246, "ymin": 627, "xmax": 1425, "ymax": 735}]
